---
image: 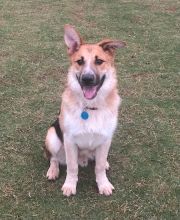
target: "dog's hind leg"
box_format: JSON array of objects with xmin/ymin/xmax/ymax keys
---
[{"xmin": 45, "ymin": 122, "xmax": 65, "ymax": 180}]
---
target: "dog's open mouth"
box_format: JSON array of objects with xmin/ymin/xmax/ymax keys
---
[
  {"xmin": 77, "ymin": 75, "xmax": 106, "ymax": 100},
  {"xmin": 82, "ymin": 86, "xmax": 98, "ymax": 100}
]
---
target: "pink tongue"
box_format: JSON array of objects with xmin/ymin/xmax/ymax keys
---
[{"xmin": 83, "ymin": 87, "xmax": 97, "ymax": 99}]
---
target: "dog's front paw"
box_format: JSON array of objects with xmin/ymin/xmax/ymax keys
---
[
  {"xmin": 46, "ymin": 166, "xmax": 59, "ymax": 180},
  {"xmin": 61, "ymin": 182, "xmax": 76, "ymax": 197},
  {"xmin": 98, "ymin": 181, "xmax": 114, "ymax": 196}
]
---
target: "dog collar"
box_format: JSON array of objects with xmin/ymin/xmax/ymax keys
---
[{"xmin": 81, "ymin": 107, "xmax": 98, "ymax": 120}]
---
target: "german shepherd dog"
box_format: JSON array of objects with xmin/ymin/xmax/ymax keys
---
[{"xmin": 45, "ymin": 25, "xmax": 126, "ymax": 196}]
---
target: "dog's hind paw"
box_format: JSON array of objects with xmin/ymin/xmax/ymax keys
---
[
  {"xmin": 78, "ymin": 157, "xmax": 88, "ymax": 167},
  {"xmin": 46, "ymin": 165, "xmax": 59, "ymax": 180},
  {"xmin": 61, "ymin": 183, "xmax": 76, "ymax": 197},
  {"xmin": 98, "ymin": 181, "xmax": 114, "ymax": 196},
  {"xmin": 105, "ymin": 161, "xmax": 110, "ymax": 170}
]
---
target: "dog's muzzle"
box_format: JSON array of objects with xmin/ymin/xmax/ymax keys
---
[
  {"xmin": 81, "ymin": 73, "xmax": 96, "ymax": 86},
  {"xmin": 76, "ymin": 73, "xmax": 106, "ymax": 100}
]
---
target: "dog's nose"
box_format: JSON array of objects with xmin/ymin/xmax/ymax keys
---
[{"xmin": 81, "ymin": 74, "xmax": 95, "ymax": 85}]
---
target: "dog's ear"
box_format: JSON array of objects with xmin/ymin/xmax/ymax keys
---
[
  {"xmin": 98, "ymin": 39, "xmax": 126, "ymax": 55},
  {"xmin": 64, "ymin": 25, "xmax": 83, "ymax": 55}
]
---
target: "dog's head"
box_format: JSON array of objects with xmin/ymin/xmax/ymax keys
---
[{"xmin": 64, "ymin": 25, "xmax": 126, "ymax": 100}]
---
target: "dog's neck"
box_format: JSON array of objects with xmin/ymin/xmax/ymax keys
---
[{"xmin": 84, "ymin": 106, "xmax": 98, "ymax": 110}]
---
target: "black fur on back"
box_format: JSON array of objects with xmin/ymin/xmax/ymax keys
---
[{"xmin": 51, "ymin": 118, "xmax": 64, "ymax": 143}]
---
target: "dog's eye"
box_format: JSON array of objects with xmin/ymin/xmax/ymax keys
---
[
  {"xmin": 76, "ymin": 57, "xmax": 84, "ymax": 66},
  {"xmin": 95, "ymin": 57, "xmax": 104, "ymax": 65}
]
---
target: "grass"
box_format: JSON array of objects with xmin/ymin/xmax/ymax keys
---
[{"xmin": 0, "ymin": 0, "xmax": 179, "ymax": 219}]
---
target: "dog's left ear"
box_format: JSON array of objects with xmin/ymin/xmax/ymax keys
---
[
  {"xmin": 98, "ymin": 39, "xmax": 126, "ymax": 54},
  {"xmin": 64, "ymin": 24, "xmax": 83, "ymax": 55}
]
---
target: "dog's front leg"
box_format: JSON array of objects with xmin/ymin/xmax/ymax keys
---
[
  {"xmin": 61, "ymin": 136, "xmax": 78, "ymax": 196},
  {"xmin": 95, "ymin": 140, "xmax": 114, "ymax": 196}
]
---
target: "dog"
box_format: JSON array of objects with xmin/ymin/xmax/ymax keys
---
[{"xmin": 44, "ymin": 25, "xmax": 126, "ymax": 196}]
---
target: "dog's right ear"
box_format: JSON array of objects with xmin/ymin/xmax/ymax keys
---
[{"xmin": 64, "ymin": 25, "xmax": 82, "ymax": 55}]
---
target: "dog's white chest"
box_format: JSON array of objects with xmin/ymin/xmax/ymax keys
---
[
  {"xmin": 64, "ymin": 108, "xmax": 118, "ymax": 149},
  {"xmin": 75, "ymin": 132, "xmax": 107, "ymax": 150}
]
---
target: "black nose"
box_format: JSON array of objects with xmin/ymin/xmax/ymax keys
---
[{"xmin": 81, "ymin": 74, "xmax": 95, "ymax": 85}]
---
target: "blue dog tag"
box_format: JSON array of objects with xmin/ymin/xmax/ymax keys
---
[{"xmin": 81, "ymin": 111, "xmax": 89, "ymax": 120}]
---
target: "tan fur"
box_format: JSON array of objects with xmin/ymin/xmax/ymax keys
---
[{"xmin": 45, "ymin": 25, "xmax": 126, "ymax": 196}]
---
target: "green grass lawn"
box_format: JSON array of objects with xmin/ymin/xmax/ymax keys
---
[{"xmin": 0, "ymin": 0, "xmax": 179, "ymax": 219}]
